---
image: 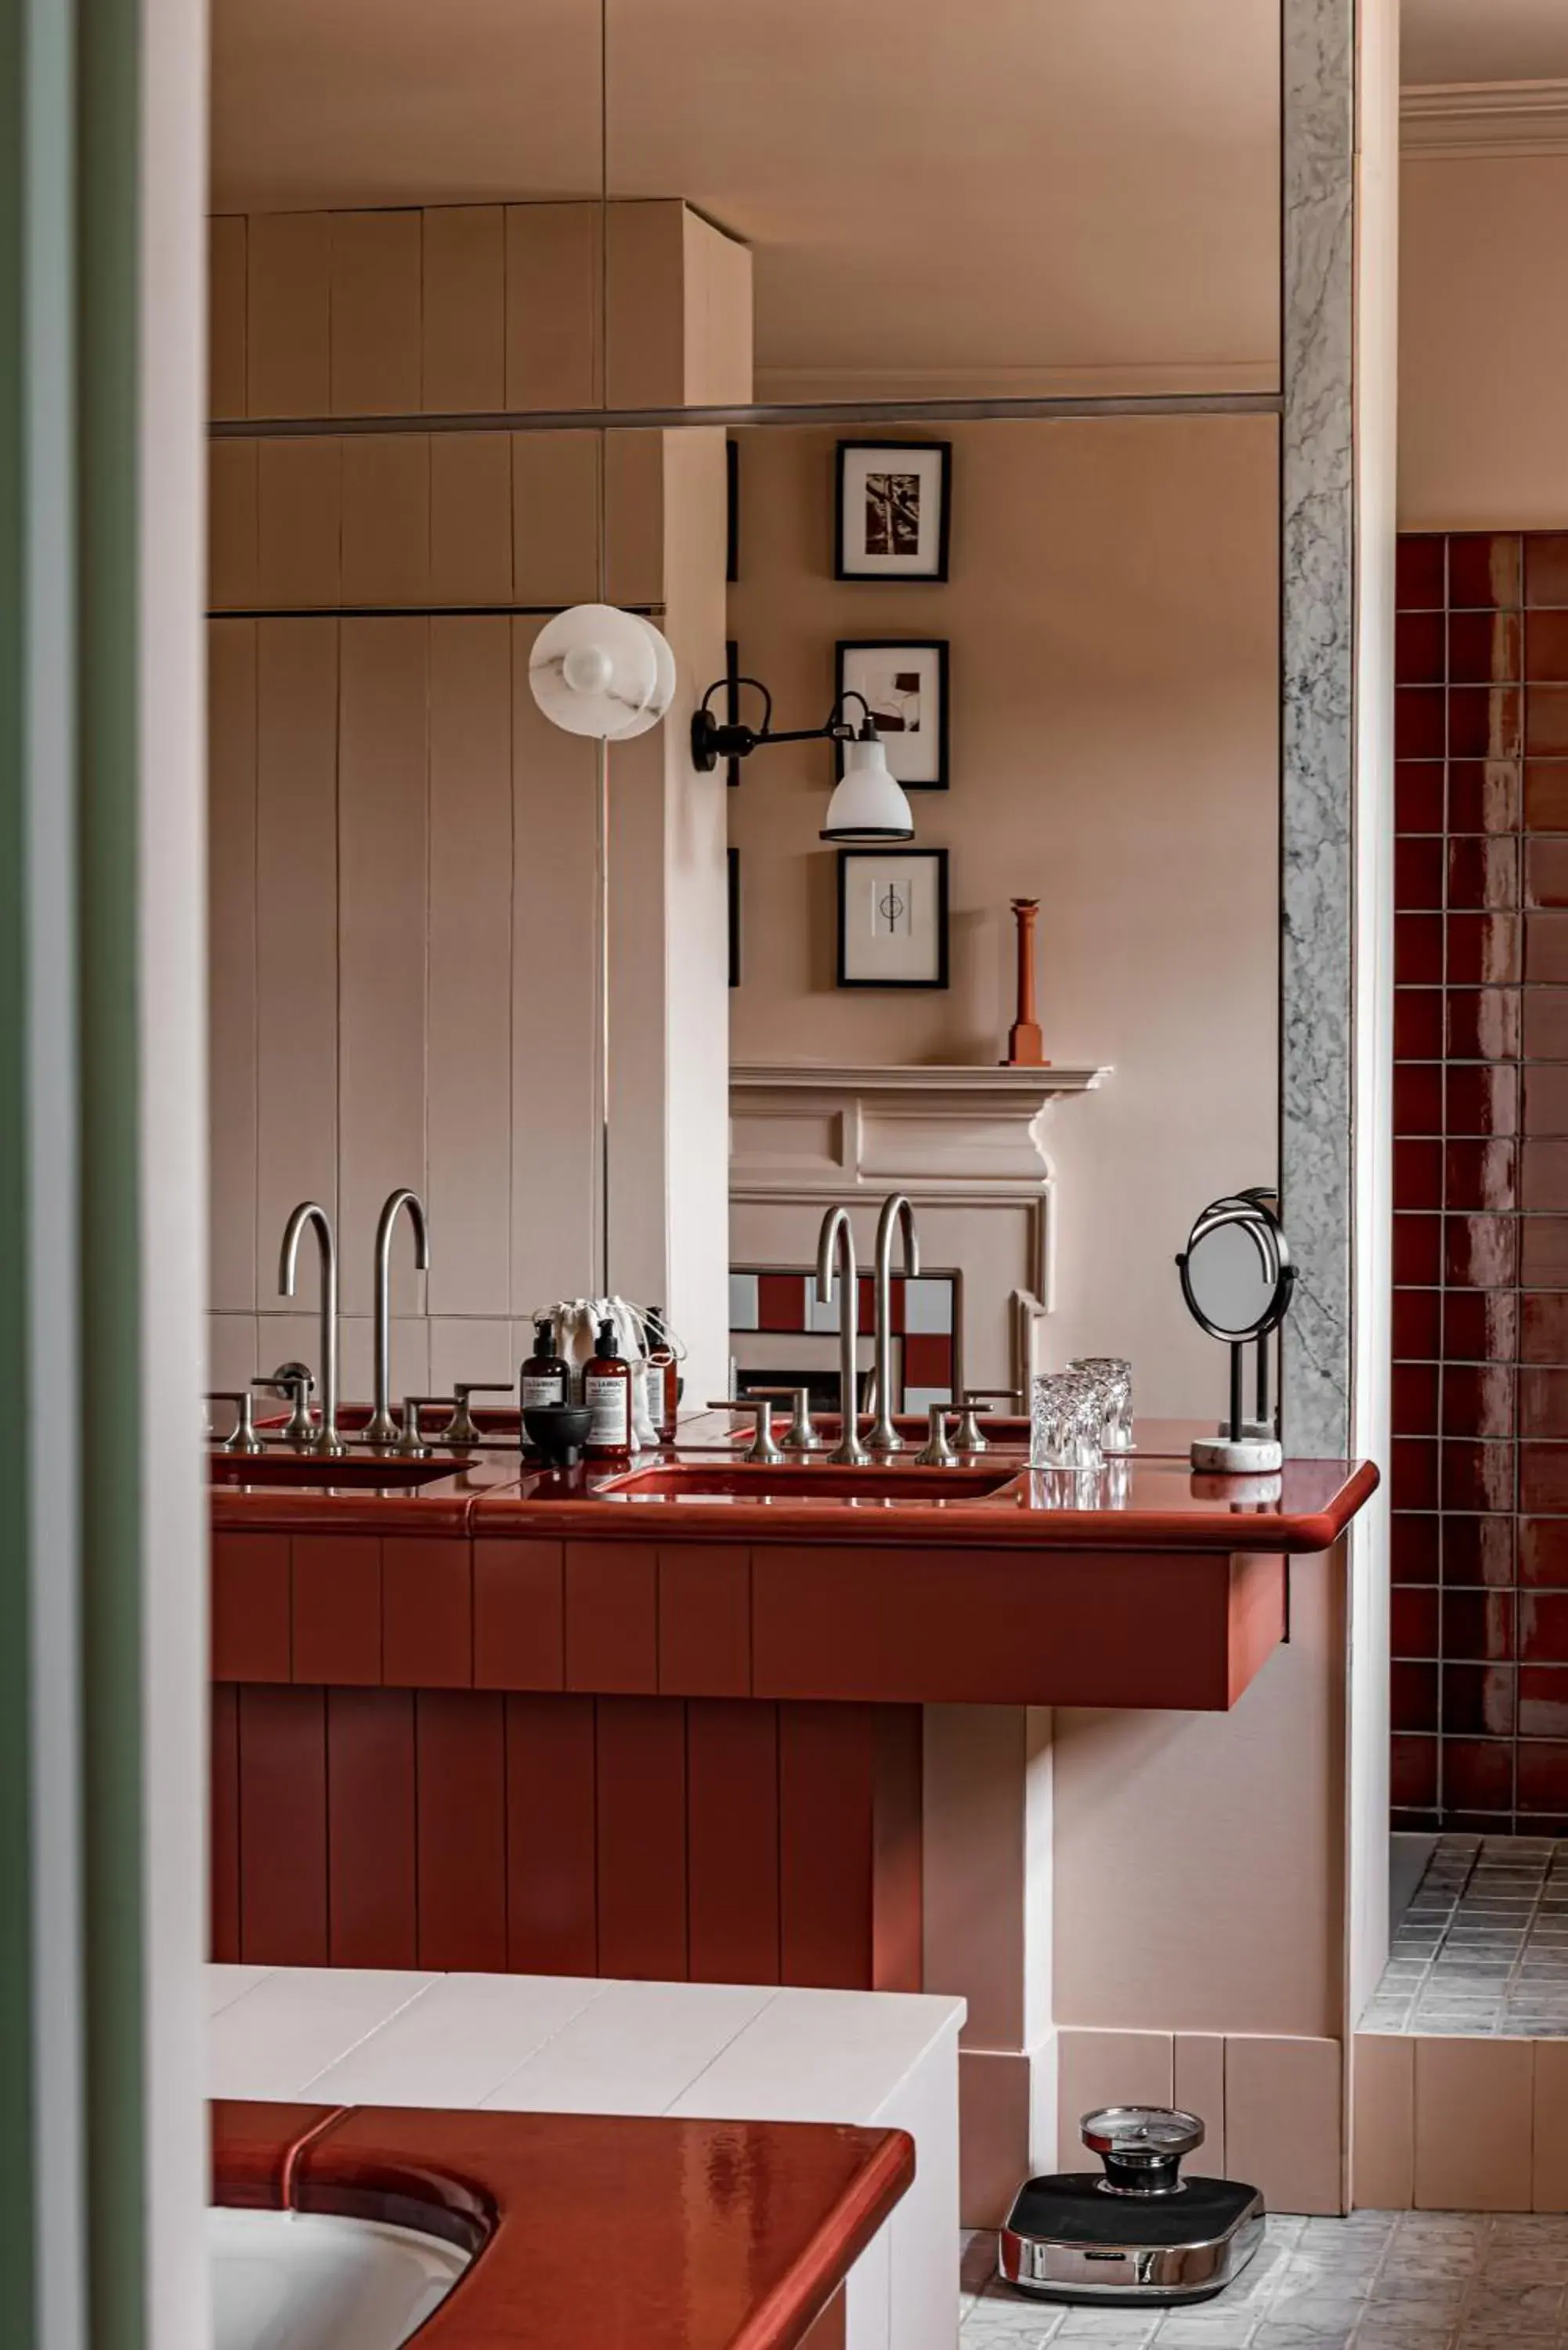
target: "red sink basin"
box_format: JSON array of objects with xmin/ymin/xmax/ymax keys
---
[
  {"xmin": 596, "ymin": 1462, "xmax": 1021, "ymax": 1505},
  {"xmin": 208, "ymin": 1452, "xmax": 461, "ymax": 1490}
]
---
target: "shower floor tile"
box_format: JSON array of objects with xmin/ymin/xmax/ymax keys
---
[{"xmin": 1362, "ymin": 1835, "xmax": 1568, "ymax": 2035}]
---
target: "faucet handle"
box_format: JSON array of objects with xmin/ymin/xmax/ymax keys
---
[
  {"xmin": 205, "ymin": 1391, "xmax": 262, "ymax": 1455},
  {"xmin": 744, "ymin": 1386, "xmax": 823, "ymax": 1451},
  {"xmin": 395, "ymin": 1395, "xmax": 457, "ymax": 1459},
  {"xmin": 954, "ymin": 1388, "xmax": 1024, "ymax": 1452},
  {"xmin": 914, "ymin": 1405, "xmax": 959, "ymax": 1467},
  {"xmin": 705, "ymin": 1397, "xmax": 786, "ymax": 1466},
  {"xmin": 445, "ymin": 1383, "xmax": 514, "ymax": 1447},
  {"xmin": 254, "ymin": 1361, "xmax": 315, "ymax": 1445}
]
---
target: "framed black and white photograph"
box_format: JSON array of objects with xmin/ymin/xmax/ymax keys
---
[
  {"xmin": 728, "ymin": 846, "xmax": 742, "ymax": 987},
  {"xmin": 836, "ymin": 640, "xmax": 948, "ymax": 790},
  {"xmin": 836, "ymin": 848, "xmax": 949, "ymax": 990},
  {"xmin": 835, "ymin": 441, "xmax": 951, "ymax": 581}
]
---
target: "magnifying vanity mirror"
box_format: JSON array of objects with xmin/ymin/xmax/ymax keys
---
[{"xmin": 1175, "ymin": 1190, "xmax": 1295, "ymax": 1473}]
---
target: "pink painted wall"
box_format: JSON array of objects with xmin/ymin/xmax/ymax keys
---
[
  {"xmin": 726, "ymin": 416, "xmax": 1281, "ymax": 1412},
  {"xmin": 1400, "ymin": 156, "xmax": 1568, "ymax": 530}
]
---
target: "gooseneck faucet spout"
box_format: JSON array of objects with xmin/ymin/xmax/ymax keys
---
[
  {"xmin": 278, "ymin": 1202, "xmax": 344, "ymax": 1456},
  {"xmin": 367, "ymin": 1188, "xmax": 431, "ymax": 1447},
  {"xmin": 816, "ymin": 1206, "xmax": 869, "ymax": 1466},
  {"xmin": 869, "ymin": 1193, "xmax": 920, "ymax": 1452}
]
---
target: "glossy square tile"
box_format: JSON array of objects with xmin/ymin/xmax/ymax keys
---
[
  {"xmin": 1396, "ymin": 989, "xmax": 1445, "ymax": 1059},
  {"xmin": 1443, "ymin": 1665, "xmax": 1518, "ymax": 1737},
  {"xmin": 1522, "ymin": 1595, "xmax": 1568, "ymax": 1666},
  {"xmin": 1444, "ymin": 1590, "xmax": 1517, "ymax": 1663},
  {"xmin": 1531, "ymin": 843, "xmax": 1568, "ymax": 911},
  {"xmin": 1396, "ymin": 1065, "xmax": 1444, "ymax": 1137},
  {"xmin": 1528, "ymin": 1067, "xmax": 1568, "ymax": 1136},
  {"xmin": 1452, "ymin": 842, "xmax": 1522, "ymax": 916},
  {"xmin": 1394, "ymin": 1585, "xmax": 1442, "ymax": 1657},
  {"xmin": 1524, "ymin": 534, "xmax": 1568, "ymax": 608},
  {"xmin": 1398, "ymin": 835, "xmax": 1447, "ymax": 910},
  {"xmin": 1392, "ymin": 1734, "xmax": 1440, "ymax": 1810},
  {"xmin": 1450, "ymin": 761, "xmax": 1522, "ymax": 835},
  {"xmin": 1397, "ymin": 533, "xmax": 1447, "ymax": 610},
  {"xmin": 1395, "ymin": 1360, "xmax": 1441, "ymax": 1434},
  {"xmin": 1522, "ymin": 1444, "xmax": 1568, "ymax": 1514},
  {"xmin": 1393, "ymin": 1513, "xmax": 1440, "ymax": 1584},
  {"xmin": 1449, "ymin": 985, "xmax": 1522, "ymax": 1058},
  {"xmin": 1396, "ymin": 609, "xmax": 1447, "ymax": 684},
  {"xmin": 1521, "ymin": 1520, "xmax": 1568, "ymax": 1586},
  {"xmin": 1523, "ymin": 1221, "xmax": 1568, "ymax": 1288},
  {"xmin": 1447, "ymin": 1216, "xmax": 1521, "ymax": 1290},
  {"xmin": 1443, "ymin": 1286, "xmax": 1519, "ymax": 1362},
  {"xmin": 1443, "ymin": 1737, "xmax": 1516, "ymax": 1811},
  {"xmin": 1443, "ymin": 1365, "xmax": 1516, "ymax": 1440},
  {"xmin": 1396, "ymin": 1137, "xmax": 1444, "ymax": 1209},
  {"xmin": 1452, "ymin": 611, "xmax": 1523, "ymax": 685},
  {"xmin": 1519, "ymin": 1744, "xmax": 1568, "ymax": 1816},
  {"xmin": 1523, "ymin": 1371, "xmax": 1568, "ymax": 1440},
  {"xmin": 1525, "ymin": 762, "xmax": 1568, "ymax": 831},
  {"xmin": 1396, "ymin": 1214, "xmax": 1443, "ymax": 1286},
  {"xmin": 1393, "ymin": 1437, "xmax": 1441, "ymax": 1511},
  {"xmin": 1398, "ymin": 912, "xmax": 1446, "ymax": 984},
  {"xmin": 1397, "ymin": 687, "xmax": 1447, "ymax": 760},
  {"xmin": 1528, "ymin": 614, "xmax": 1568, "ymax": 684},
  {"xmin": 1394, "ymin": 1660, "xmax": 1441, "ymax": 1732},
  {"xmin": 1451, "ymin": 687, "xmax": 1524, "ymax": 762},
  {"xmin": 1451, "ymin": 533, "xmax": 1524, "ymax": 610},
  {"xmin": 1447, "ymin": 1065, "xmax": 1519, "ymax": 1138},
  {"xmin": 1397, "ymin": 761, "xmax": 1447, "ymax": 833},
  {"xmin": 1394, "ymin": 1288, "xmax": 1443, "ymax": 1362},
  {"xmin": 1452, "ymin": 915, "xmax": 1523, "ymax": 985},
  {"xmin": 1442, "ymin": 1517, "xmax": 1517, "ymax": 1590},
  {"xmin": 1448, "ymin": 1141, "xmax": 1520, "ymax": 1213},
  {"xmin": 1529, "ymin": 690, "xmax": 1568, "ymax": 761},
  {"xmin": 1443, "ymin": 1441, "xmax": 1518, "ymax": 1515},
  {"xmin": 1519, "ymin": 1668, "xmax": 1568, "ymax": 1741}
]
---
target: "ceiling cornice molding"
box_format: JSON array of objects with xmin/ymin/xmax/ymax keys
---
[{"xmin": 1402, "ymin": 79, "xmax": 1568, "ymax": 157}]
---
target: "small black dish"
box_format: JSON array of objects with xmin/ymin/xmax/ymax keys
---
[{"xmin": 522, "ymin": 1403, "xmax": 593, "ymax": 1469}]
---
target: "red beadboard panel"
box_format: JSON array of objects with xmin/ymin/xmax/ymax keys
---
[
  {"xmin": 658, "ymin": 1544, "xmax": 752, "ymax": 1697},
  {"xmin": 211, "ymin": 1682, "xmax": 240, "ymax": 1961},
  {"xmin": 415, "ymin": 1690, "xmax": 508, "ymax": 1972},
  {"xmin": 596, "ymin": 1696, "xmax": 688, "ymax": 1980},
  {"xmin": 871, "ymin": 1707, "xmax": 924, "ymax": 1994},
  {"xmin": 565, "ymin": 1542, "xmax": 659, "ymax": 1694},
  {"xmin": 383, "ymin": 1537, "xmax": 473, "ymax": 1689},
  {"xmin": 779, "ymin": 1703, "xmax": 875, "ymax": 1988},
  {"xmin": 753, "ymin": 1546, "xmax": 1237, "ymax": 1711},
  {"xmin": 505, "ymin": 1694, "xmax": 598, "ymax": 1974},
  {"xmin": 327, "ymin": 1688, "xmax": 417, "ymax": 1968},
  {"xmin": 213, "ymin": 1531, "xmax": 291, "ymax": 1683},
  {"xmin": 686, "ymin": 1699, "xmax": 780, "ymax": 1984},
  {"xmin": 237, "ymin": 1684, "xmax": 328, "ymax": 1964},
  {"xmin": 291, "ymin": 1534, "xmax": 381, "ymax": 1686},
  {"xmin": 474, "ymin": 1538, "xmax": 565, "ymax": 1690}
]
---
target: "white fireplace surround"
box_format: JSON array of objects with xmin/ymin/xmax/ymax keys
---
[{"xmin": 728, "ymin": 1062, "xmax": 1108, "ymax": 1394}]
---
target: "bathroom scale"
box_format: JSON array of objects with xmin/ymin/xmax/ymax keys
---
[{"xmin": 997, "ymin": 2106, "xmax": 1265, "ymax": 2307}]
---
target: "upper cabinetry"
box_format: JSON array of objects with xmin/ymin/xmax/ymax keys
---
[{"xmin": 209, "ymin": 0, "xmax": 1284, "ymax": 415}]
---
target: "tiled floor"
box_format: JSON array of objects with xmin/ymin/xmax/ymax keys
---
[
  {"xmin": 961, "ymin": 2211, "xmax": 1568, "ymax": 2346},
  {"xmin": 1361, "ymin": 1835, "xmax": 1568, "ymax": 2035}
]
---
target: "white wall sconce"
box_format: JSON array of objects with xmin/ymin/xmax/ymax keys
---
[
  {"xmin": 529, "ymin": 604, "xmax": 676, "ymax": 739},
  {"xmin": 691, "ymin": 677, "xmax": 915, "ymax": 843}
]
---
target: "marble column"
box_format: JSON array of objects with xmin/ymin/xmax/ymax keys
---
[{"xmin": 1281, "ymin": 0, "xmax": 1357, "ymax": 1460}]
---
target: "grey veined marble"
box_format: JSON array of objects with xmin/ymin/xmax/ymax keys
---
[{"xmin": 1281, "ymin": 0, "xmax": 1355, "ymax": 1461}]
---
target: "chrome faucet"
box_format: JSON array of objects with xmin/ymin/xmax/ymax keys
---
[
  {"xmin": 277, "ymin": 1202, "xmax": 345, "ymax": 1456},
  {"xmin": 815, "ymin": 1206, "xmax": 869, "ymax": 1466},
  {"xmin": 868, "ymin": 1193, "xmax": 920, "ymax": 1451},
  {"xmin": 367, "ymin": 1187, "xmax": 430, "ymax": 1447}
]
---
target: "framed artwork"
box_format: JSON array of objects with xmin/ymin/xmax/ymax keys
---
[
  {"xmin": 836, "ymin": 848, "xmax": 949, "ymax": 990},
  {"xmin": 728, "ymin": 846, "xmax": 742, "ymax": 988},
  {"xmin": 726, "ymin": 438, "xmax": 740, "ymax": 584},
  {"xmin": 836, "ymin": 639, "xmax": 948, "ymax": 790},
  {"xmin": 835, "ymin": 441, "xmax": 952, "ymax": 581}
]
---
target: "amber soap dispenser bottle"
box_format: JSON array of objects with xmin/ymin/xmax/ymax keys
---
[
  {"xmin": 583, "ymin": 1317, "xmax": 632, "ymax": 1457},
  {"xmin": 520, "ymin": 1317, "xmax": 569, "ymax": 1411}
]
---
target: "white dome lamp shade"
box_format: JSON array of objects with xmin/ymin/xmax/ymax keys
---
[
  {"xmin": 529, "ymin": 604, "xmax": 677, "ymax": 740},
  {"xmin": 819, "ymin": 724, "xmax": 915, "ymax": 843}
]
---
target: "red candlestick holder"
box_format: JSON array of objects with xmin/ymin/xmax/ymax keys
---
[{"xmin": 1002, "ymin": 898, "xmax": 1050, "ymax": 1067}]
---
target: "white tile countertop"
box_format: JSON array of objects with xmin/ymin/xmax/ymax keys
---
[{"xmin": 208, "ymin": 1965, "xmax": 963, "ymax": 2350}]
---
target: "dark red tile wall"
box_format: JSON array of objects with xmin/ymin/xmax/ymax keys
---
[{"xmin": 1394, "ymin": 530, "xmax": 1568, "ymax": 1833}]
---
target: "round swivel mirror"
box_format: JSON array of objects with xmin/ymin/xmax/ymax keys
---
[{"xmin": 1176, "ymin": 1190, "xmax": 1294, "ymax": 1473}]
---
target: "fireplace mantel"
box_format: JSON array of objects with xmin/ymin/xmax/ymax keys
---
[{"xmin": 728, "ymin": 1061, "xmax": 1111, "ymax": 1385}]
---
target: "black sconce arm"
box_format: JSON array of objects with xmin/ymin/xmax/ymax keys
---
[{"xmin": 691, "ymin": 679, "xmax": 876, "ymax": 773}]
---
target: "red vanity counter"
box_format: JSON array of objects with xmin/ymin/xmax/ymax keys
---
[
  {"xmin": 209, "ymin": 1417, "xmax": 1376, "ymax": 1988},
  {"xmin": 213, "ymin": 2098, "xmax": 908, "ymax": 2348}
]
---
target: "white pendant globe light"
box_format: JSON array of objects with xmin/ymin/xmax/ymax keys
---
[
  {"xmin": 529, "ymin": 604, "xmax": 677, "ymax": 740},
  {"xmin": 820, "ymin": 730, "xmax": 915, "ymax": 842}
]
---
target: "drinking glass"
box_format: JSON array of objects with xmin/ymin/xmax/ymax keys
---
[
  {"xmin": 1031, "ymin": 1370, "xmax": 1103, "ymax": 1470},
  {"xmin": 1069, "ymin": 1357, "xmax": 1133, "ymax": 1453}
]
